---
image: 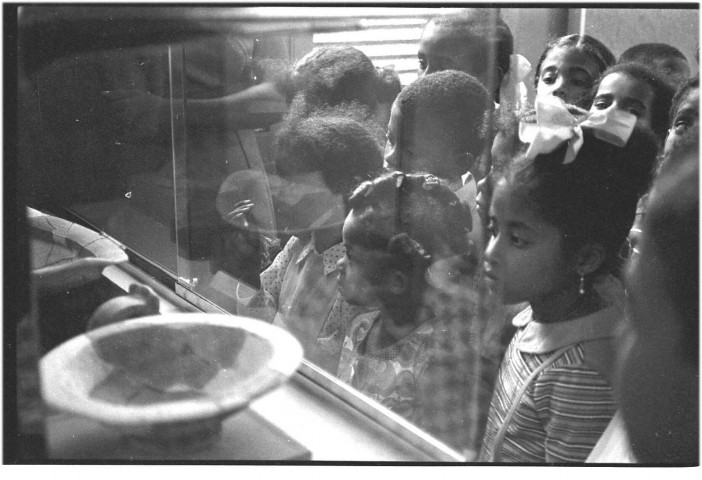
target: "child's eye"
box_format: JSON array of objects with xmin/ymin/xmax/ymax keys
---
[
  {"xmin": 510, "ymin": 234, "xmax": 528, "ymax": 248},
  {"xmin": 541, "ymin": 73, "xmax": 556, "ymax": 85},
  {"xmin": 626, "ymin": 107, "xmax": 643, "ymax": 117},
  {"xmin": 673, "ymin": 115, "xmax": 693, "ymax": 134},
  {"xmin": 592, "ymin": 99, "xmax": 610, "ymax": 110},
  {"xmin": 673, "ymin": 119, "xmax": 690, "ymax": 133}
]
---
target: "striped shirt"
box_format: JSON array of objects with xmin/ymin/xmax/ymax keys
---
[{"xmin": 480, "ymin": 304, "xmax": 622, "ymax": 463}]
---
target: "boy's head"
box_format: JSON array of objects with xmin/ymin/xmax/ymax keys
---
[
  {"xmin": 591, "ymin": 62, "xmax": 675, "ymax": 145},
  {"xmin": 384, "ymin": 70, "xmax": 493, "ymax": 180},
  {"xmin": 273, "ymin": 105, "xmax": 383, "ymax": 233},
  {"xmin": 287, "ymin": 45, "xmax": 380, "ymax": 118},
  {"xmin": 619, "ymin": 42, "xmax": 692, "ymax": 88},
  {"xmin": 418, "ymin": 9, "xmax": 513, "ymax": 103}
]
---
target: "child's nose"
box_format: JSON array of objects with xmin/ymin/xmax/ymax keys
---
[
  {"xmin": 551, "ymin": 77, "xmax": 567, "ymax": 99},
  {"xmin": 484, "ymin": 234, "xmax": 500, "ymax": 265}
]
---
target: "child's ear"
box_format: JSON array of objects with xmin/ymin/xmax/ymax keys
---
[
  {"xmin": 387, "ymin": 270, "xmax": 409, "ymax": 295},
  {"xmin": 574, "ymin": 244, "xmax": 606, "ymax": 276}
]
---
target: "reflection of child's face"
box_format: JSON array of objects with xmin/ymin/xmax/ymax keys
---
[
  {"xmin": 383, "ymin": 100, "xmax": 464, "ymax": 179},
  {"xmin": 273, "ymin": 170, "xmax": 344, "ymax": 234},
  {"xmin": 418, "ymin": 23, "xmax": 487, "ymax": 84},
  {"xmin": 484, "ymin": 179, "xmax": 574, "ymax": 305},
  {"xmin": 663, "ymin": 87, "xmax": 699, "ymax": 159},
  {"xmin": 336, "ymin": 211, "xmax": 388, "ymax": 307},
  {"xmin": 536, "ymin": 46, "xmax": 602, "ymax": 109},
  {"xmin": 590, "ymin": 72, "xmax": 656, "ymax": 132}
]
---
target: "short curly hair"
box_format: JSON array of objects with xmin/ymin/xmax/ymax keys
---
[
  {"xmin": 285, "ymin": 46, "xmax": 380, "ymax": 118},
  {"xmin": 427, "ymin": 8, "xmax": 514, "ymax": 103},
  {"xmin": 620, "ymin": 42, "xmax": 688, "ymax": 65},
  {"xmin": 274, "ymin": 104, "xmax": 383, "ymax": 200},
  {"xmin": 395, "ymin": 69, "xmax": 494, "ymax": 177}
]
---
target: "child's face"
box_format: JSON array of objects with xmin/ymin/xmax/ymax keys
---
[
  {"xmin": 590, "ymin": 72, "xmax": 656, "ymax": 132},
  {"xmin": 536, "ymin": 46, "xmax": 602, "ymax": 109},
  {"xmin": 617, "ymin": 219, "xmax": 694, "ymax": 462},
  {"xmin": 273, "ymin": 169, "xmax": 345, "ymax": 234},
  {"xmin": 418, "ymin": 23, "xmax": 488, "ymax": 85},
  {"xmin": 484, "ymin": 179, "xmax": 575, "ymax": 305},
  {"xmin": 663, "ymin": 87, "xmax": 699, "ymax": 159},
  {"xmin": 383, "ymin": 100, "xmax": 462, "ymax": 179},
  {"xmin": 336, "ymin": 211, "xmax": 388, "ymax": 307}
]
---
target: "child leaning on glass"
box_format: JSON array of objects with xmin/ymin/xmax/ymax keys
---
[
  {"xmin": 335, "ymin": 172, "xmax": 481, "ymax": 441},
  {"xmin": 234, "ymin": 104, "xmax": 383, "ymax": 373}
]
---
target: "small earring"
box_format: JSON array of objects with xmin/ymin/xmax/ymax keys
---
[{"xmin": 579, "ymin": 274, "xmax": 586, "ymax": 296}]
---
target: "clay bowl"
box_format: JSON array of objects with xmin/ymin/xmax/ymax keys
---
[{"xmin": 40, "ymin": 313, "xmax": 303, "ymax": 452}]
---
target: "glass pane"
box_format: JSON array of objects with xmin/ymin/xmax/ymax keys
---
[
  {"xmin": 169, "ymin": 31, "xmax": 292, "ymax": 302},
  {"xmin": 18, "ymin": 5, "xmax": 699, "ymax": 462},
  {"xmin": 21, "ymin": 40, "xmax": 180, "ymax": 274}
]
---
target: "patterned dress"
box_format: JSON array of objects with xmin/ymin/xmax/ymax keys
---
[
  {"xmin": 237, "ymin": 234, "xmax": 370, "ymax": 372},
  {"xmin": 480, "ymin": 304, "xmax": 622, "ymax": 463},
  {"xmin": 336, "ymin": 311, "xmax": 437, "ymax": 421}
]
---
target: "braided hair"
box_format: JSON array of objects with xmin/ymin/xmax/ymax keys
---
[{"xmin": 347, "ymin": 172, "xmax": 475, "ymax": 282}]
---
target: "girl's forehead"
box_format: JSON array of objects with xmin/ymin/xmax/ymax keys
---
[
  {"xmin": 598, "ymin": 72, "xmax": 654, "ymax": 97},
  {"xmin": 543, "ymin": 46, "xmax": 600, "ymax": 71},
  {"xmin": 679, "ymin": 87, "xmax": 700, "ymax": 109},
  {"xmin": 491, "ymin": 179, "xmax": 527, "ymax": 213},
  {"xmin": 491, "ymin": 180, "xmax": 559, "ymax": 232}
]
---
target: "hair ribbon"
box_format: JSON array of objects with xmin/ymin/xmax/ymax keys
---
[
  {"xmin": 500, "ymin": 54, "xmax": 532, "ymax": 110},
  {"xmin": 519, "ymin": 96, "xmax": 637, "ymax": 164}
]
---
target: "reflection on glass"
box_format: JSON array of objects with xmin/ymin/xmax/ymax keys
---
[{"xmin": 19, "ymin": 5, "xmax": 699, "ymax": 461}]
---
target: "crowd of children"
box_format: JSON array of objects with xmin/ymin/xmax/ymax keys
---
[{"xmin": 221, "ymin": 8, "xmax": 698, "ymax": 464}]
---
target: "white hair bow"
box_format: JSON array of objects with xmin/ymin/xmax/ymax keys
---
[
  {"xmin": 500, "ymin": 53, "xmax": 532, "ymax": 110},
  {"xmin": 519, "ymin": 96, "xmax": 637, "ymax": 164}
]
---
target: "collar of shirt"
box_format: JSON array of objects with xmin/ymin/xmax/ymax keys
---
[
  {"xmin": 295, "ymin": 234, "xmax": 345, "ymax": 276},
  {"xmin": 512, "ymin": 304, "xmax": 622, "ymax": 354}
]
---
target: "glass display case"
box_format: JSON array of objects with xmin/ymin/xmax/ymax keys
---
[{"xmin": 10, "ymin": 4, "xmax": 699, "ymax": 463}]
